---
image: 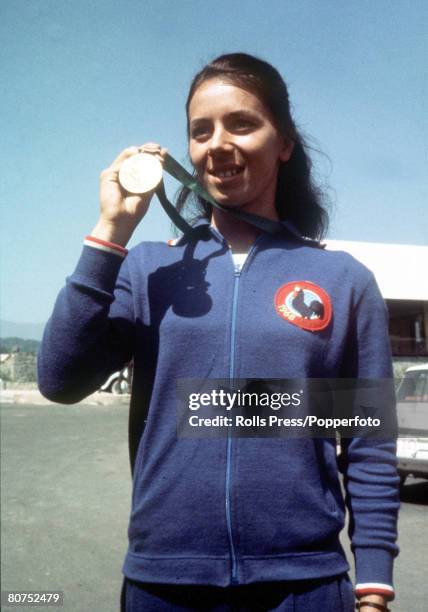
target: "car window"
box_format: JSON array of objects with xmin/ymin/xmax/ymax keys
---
[{"xmin": 397, "ymin": 371, "xmax": 428, "ymax": 402}]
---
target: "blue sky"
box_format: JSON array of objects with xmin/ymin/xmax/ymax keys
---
[{"xmin": 1, "ymin": 0, "xmax": 427, "ymax": 325}]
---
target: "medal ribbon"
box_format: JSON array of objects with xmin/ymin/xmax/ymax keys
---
[{"xmin": 156, "ymin": 152, "xmax": 320, "ymax": 245}]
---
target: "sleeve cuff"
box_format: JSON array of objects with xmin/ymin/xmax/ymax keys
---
[
  {"xmin": 84, "ymin": 235, "xmax": 128, "ymax": 258},
  {"xmin": 355, "ymin": 583, "xmax": 395, "ymax": 601},
  {"xmin": 354, "ymin": 547, "xmax": 396, "ymax": 600}
]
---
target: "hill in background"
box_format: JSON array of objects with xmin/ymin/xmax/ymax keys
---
[{"xmin": 0, "ymin": 337, "xmax": 41, "ymax": 353}]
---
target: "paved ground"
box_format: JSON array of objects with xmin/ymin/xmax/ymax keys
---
[
  {"xmin": 1, "ymin": 400, "xmax": 427, "ymax": 611},
  {"xmin": 1, "ymin": 400, "xmax": 131, "ymax": 612}
]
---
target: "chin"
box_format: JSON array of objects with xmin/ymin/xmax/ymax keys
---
[{"xmin": 209, "ymin": 189, "xmax": 246, "ymax": 207}]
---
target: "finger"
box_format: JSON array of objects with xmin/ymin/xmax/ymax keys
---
[
  {"xmin": 138, "ymin": 142, "xmax": 162, "ymax": 153},
  {"xmin": 146, "ymin": 147, "xmax": 168, "ymax": 165},
  {"xmin": 137, "ymin": 142, "xmax": 166, "ymax": 166},
  {"xmin": 109, "ymin": 146, "xmax": 141, "ymax": 171},
  {"xmin": 159, "ymin": 147, "xmax": 168, "ymax": 162},
  {"xmin": 99, "ymin": 167, "xmax": 120, "ymax": 183}
]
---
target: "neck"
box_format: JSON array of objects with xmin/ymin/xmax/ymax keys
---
[{"xmin": 210, "ymin": 209, "xmax": 261, "ymax": 253}]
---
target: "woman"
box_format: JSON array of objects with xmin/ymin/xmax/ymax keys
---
[{"xmin": 38, "ymin": 53, "xmax": 399, "ymax": 611}]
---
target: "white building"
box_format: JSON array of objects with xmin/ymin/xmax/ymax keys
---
[{"xmin": 325, "ymin": 240, "xmax": 428, "ymax": 363}]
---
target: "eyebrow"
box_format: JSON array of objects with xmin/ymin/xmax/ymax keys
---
[{"xmin": 189, "ymin": 109, "xmax": 262, "ymax": 126}]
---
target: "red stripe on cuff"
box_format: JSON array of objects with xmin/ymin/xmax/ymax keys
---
[
  {"xmin": 85, "ymin": 235, "xmax": 128, "ymax": 255},
  {"xmin": 355, "ymin": 587, "xmax": 395, "ymax": 601}
]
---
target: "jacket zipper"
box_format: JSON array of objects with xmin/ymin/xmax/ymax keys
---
[
  {"xmin": 225, "ymin": 266, "xmax": 240, "ymax": 583},
  {"xmin": 225, "ymin": 235, "xmax": 265, "ymax": 584}
]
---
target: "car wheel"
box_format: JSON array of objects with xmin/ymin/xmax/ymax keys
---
[
  {"xmin": 398, "ymin": 471, "xmax": 407, "ymax": 486},
  {"xmin": 111, "ymin": 379, "xmax": 129, "ymax": 395}
]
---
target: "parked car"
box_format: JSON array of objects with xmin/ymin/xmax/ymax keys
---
[
  {"xmin": 396, "ymin": 364, "xmax": 428, "ymax": 484},
  {"xmin": 100, "ymin": 365, "xmax": 131, "ymax": 395}
]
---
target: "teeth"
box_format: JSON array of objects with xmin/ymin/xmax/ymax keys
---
[{"xmin": 216, "ymin": 168, "xmax": 240, "ymax": 178}]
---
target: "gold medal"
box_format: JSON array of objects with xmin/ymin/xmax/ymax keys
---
[{"xmin": 119, "ymin": 152, "xmax": 163, "ymax": 194}]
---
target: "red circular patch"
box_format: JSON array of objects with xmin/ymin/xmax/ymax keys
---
[{"xmin": 274, "ymin": 281, "xmax": 332, "ymax": 332}]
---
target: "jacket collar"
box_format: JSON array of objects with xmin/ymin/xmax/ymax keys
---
[{"xmin": 174, "ymin": 217, "xmax": 323, "ymax": 249}]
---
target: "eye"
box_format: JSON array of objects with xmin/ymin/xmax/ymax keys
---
[
  {"xmin": 228, "ymin": 115, "xmax": 258, "ymax": 133},
  {"xmin": 190, "ymin": 122, "xmax": 211, "ymax": 140},
  {"xmin": 233, "ymin": 118, "xmax": 253, "ymax": 129}
]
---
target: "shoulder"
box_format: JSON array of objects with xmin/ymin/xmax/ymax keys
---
[
  {"xmin": 127, "ymin": 223, "xmax": 211, "ymax": 262},
  {"xmin": 297, "ymin": 241, "xmax": 376, "ymax": 286},
  {"xmin": 322, "ymin": 245, "xmax": 373, "ymax": 278},
  {"xmin": 124, "ymin": 236, "xmax": 189, "ymax": 270},
  {"xmin": 128, "ymin": 238, "xmax": 179, "ymax": 255}
]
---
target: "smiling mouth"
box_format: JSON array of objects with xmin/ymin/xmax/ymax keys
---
[{"xmin": 209, "ymin": 166, "xmax": 244, "ymax": 179}]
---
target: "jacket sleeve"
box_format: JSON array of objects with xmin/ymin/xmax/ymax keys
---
[
  {"xmin": 37, "ymin": 245, "xmax": 135, "ymax": 404},
  {"xmin": 338, "ymin": 271, "xmax": 400, "ymax": 600}
]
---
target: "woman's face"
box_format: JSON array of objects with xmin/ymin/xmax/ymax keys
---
[{"xmin": 188, "ymin": 78, "xmax": 293, "ymax": 218}]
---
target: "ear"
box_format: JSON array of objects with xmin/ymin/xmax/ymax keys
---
[{"xmin": 279, "ymin": 139, "xmax": 294, "ymax": 162}]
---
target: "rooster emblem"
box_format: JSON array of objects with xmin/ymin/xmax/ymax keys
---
[
  {"xmin": 274, "ymin": 281, "xmax": 332, "ymax": 332},
  {"xmin": 291, "ymin": 286, "xmax": 324, "ymax": 320}
]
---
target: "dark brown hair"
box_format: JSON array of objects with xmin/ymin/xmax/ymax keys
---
[{"xmin": 176, "ymin": 52, "xmax": 329, "ymax": 240}]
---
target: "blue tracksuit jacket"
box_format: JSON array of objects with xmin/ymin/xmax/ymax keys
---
[{"xmin": 37, "ymin": 221, "xmax": 399, "ymax": 595}]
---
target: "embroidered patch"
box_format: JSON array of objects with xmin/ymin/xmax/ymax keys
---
[{"xmin": 274, "ymin": 281, "xmax": 332, "ymax": 332}]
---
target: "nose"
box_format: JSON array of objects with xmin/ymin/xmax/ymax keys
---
[{"xmin": 208, "ymin": 124, "xmax": 234, "ymax": 155}]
